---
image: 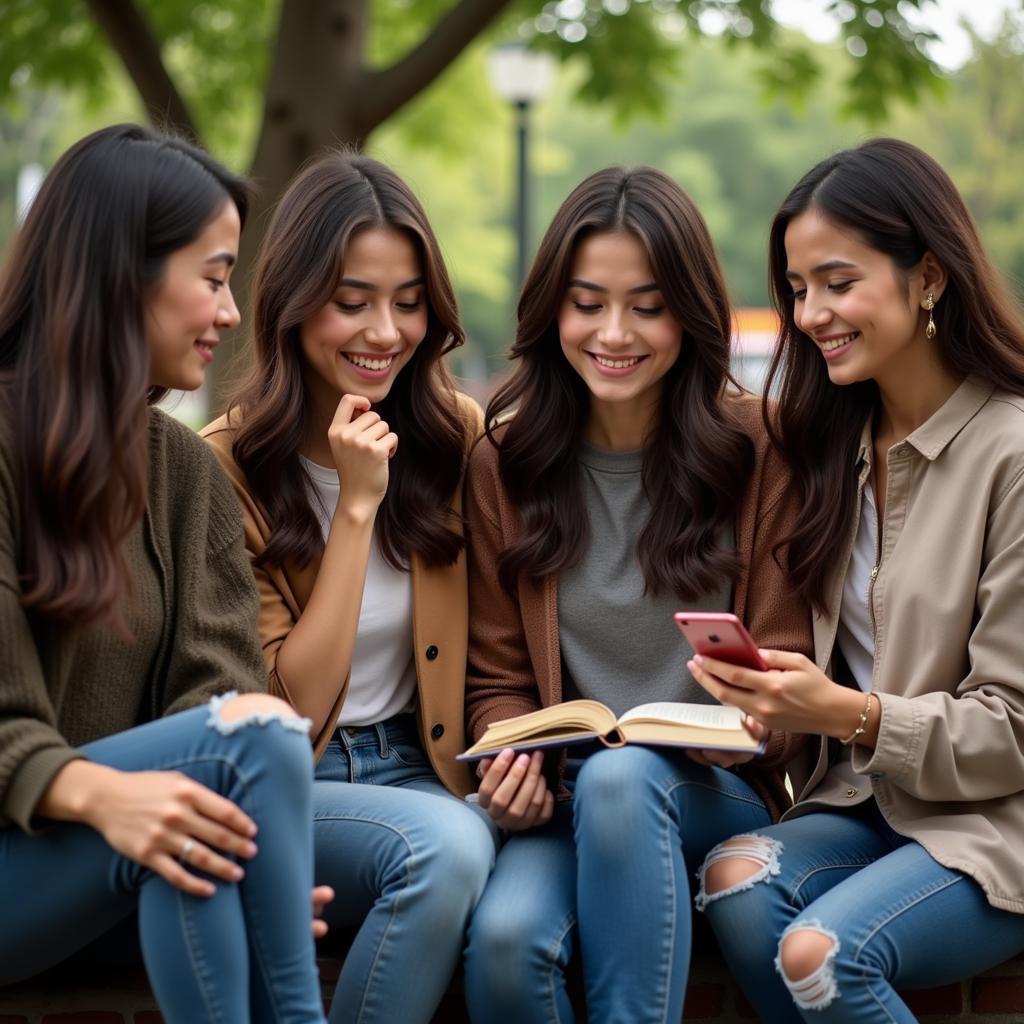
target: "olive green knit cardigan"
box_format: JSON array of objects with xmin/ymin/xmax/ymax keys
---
[{"xmin": 0, "ymin": 403, "xmax": 265, "ymax": 833}]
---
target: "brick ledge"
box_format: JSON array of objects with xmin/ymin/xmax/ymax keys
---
[{"xmin": 2, "ymin": 949, "xmax": 1022, "ymax": 1022}]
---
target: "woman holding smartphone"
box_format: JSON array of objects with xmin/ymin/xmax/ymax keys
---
[
  {"xmin": 462, "ymin": 165, "xmax": 811, "ymax": 1023},
  {"xmin": 690, "ymin": 138, "xmax": 1024, "ymax": 1022},
  {"xmin": 202, "ymin": 150, "xmax": 495, "ymax": 1024},
  {"xmin": 0, "ymin": 124, "xmax": 325, "ymax": 1022}
]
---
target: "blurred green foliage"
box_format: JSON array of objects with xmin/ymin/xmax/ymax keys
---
[
  {"xmin": 888, "ymin": 18, "xmax": 1024, "ymax": 290},
  {"xmin": 0, "ymin": 1, "xmax": 1020, "ymax": 382},
  {"xmin": 0, "ymin": 0, "xmax": 943, "ymax": 154},
  {"xmin": 373, "ymin": 17, "xmax": 1024, "ymax": 372}
]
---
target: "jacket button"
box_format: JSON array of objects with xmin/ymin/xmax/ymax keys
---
[
  {"xmin": 425, "ymin": 644, "xmax": 439, "ymax": 661},
  {"xmin": 431, "ymin": 723, "xmax": 445, "ymax": 740}
]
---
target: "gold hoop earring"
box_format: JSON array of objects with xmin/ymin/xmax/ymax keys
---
[{"xmin": 924, "ymin": 293, "xmax": 936, "ymax": 340}]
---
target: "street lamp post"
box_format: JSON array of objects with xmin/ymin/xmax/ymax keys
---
[
  {"xmin": 513, "ymin": 98, "xmax": 529, "ymax": 290},
  {"xmin": 486, "ymin": 43, "xmax": 555, "ymax": 289}
]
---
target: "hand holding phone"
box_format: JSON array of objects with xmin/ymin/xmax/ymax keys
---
[
  {"xmin": 676, "ymin": 612, "xmax": 770, "ymax": 765},
  {"xmin": 674, "ymin": 612, "xmax": 768, "ymax": 672}
]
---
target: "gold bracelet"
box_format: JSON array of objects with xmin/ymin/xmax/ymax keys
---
[{"xmin": 840, "ymin": 691, "xmax": 873, "ymax": 746}]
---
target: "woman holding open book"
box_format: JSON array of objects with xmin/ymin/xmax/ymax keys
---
[
  {"xmin": 689, "ymin": 139, "xmax": 1024, "ymax": 1022},
  {"xmin": 461, "ymin": 165, "xmax": 812, "ymax": 1023}
]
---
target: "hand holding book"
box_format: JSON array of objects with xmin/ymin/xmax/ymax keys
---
[
  {"xmin": 459, "ymin": 611, "xmax": 773, "ymax": 763},
  {"xmin": 474, "ymin": 748, "xmax": 554, "ymax": 831},
  {"xmin": 685, "ymin": 713, "xmax": 767, "ymax": 769}
]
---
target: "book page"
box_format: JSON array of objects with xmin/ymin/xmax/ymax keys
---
[
  {"xmin": 617, "ymin": 702, "xmax": 744, "ymax": 730},
  {"xmin": 473, "ymin": 699, "xmax": 616, "ymax": 746},
  {"xmin": 458, "ymin": 699, "xmax": 618, "ymax": 761}
]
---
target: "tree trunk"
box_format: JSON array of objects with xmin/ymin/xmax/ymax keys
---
[
  {"xmin": 85, "ymin": 0, "xmax": 198, "ymax": 138},
  {"xmin": 203, "ymin": 0, "xmax": 515, "ymax": 416},
  {"xmin": 207, "ymin": 0, "xmax": 370, "ymax": 415}
]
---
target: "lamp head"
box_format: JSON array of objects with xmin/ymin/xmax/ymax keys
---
[{"xmin": 486, "ymin": 42, "xmax": 556, "ymax": 105}]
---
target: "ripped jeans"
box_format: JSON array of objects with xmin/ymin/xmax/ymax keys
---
[
  {"xmin": 0, "ymin": 699, "xmax": 325, "ymax": 1024},
  {"xmin": 699, "ymin": 803, "xmax": 1024, "ymax": 1023}
]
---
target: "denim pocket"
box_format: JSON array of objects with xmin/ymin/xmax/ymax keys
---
[
  {"xmin": 389, "ymin": 737, "xmax": 430, "ymax": 769},
  {"xmin": 314, "ymin": 738, "xmax": 351, "ymax": 783}
]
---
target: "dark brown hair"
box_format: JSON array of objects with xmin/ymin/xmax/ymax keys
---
[
  {"xmin": 488, "ymin": 165, "xmax": 753, "ymax": 598},
  {"xmin": 230, "ymin": 150, "xmax": 465, "ymax": 570},
  {"xmin": 765, "ymin": 137, "xmax": 1024, "ymax": 608},
  {"xmin": 0, "ymin": 123, "xmax": 250, "ymax": 630}
]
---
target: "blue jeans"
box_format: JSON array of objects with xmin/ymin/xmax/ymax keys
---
[
  {"xmin": 0, "ymin": 701, "xmax": 324, "ymax": 1023},
  {"xmin": 463, "ymin": 744, "xmax": 772, "ymax": 1024},
  {"xmin": 701, "ymin": 803, "xmax": 1024, "ymax": 1023},
  {"xmin": 312, "ymin": 713, "xmax": 496, "ymax": 1024}
]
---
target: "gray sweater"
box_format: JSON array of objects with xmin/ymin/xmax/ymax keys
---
[
  {"xmin": 558, "ymin": 443, "xmax": 732, "ymax": 716},
  {"xmin": 0, "ymin": 403, "xmax": 265, "ymax": 832}
]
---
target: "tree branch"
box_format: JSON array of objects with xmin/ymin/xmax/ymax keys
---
[
  {"xmin": 361, "ymin": 0, "xmax": 517, "ymax": 131},
  {"xmin": 84, "ymin": 0, "xmax": 200, "ymax": 141}
]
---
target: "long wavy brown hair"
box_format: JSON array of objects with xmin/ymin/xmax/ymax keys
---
[
  {"xmin": 229, "ymin": 151, "xmax": 466, "ymax": 571},
  {"xmin": 764, "ymin": 137, "xmax": 1024, "ymax": 609},
  {"xmin": 0, "ymin": 123, "xmax": 250, "ymax": 631},
  {"xmin": 488, "ymin": 165, "xmax": 754, "ymax": 599}
]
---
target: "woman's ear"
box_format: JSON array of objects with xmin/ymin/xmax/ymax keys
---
[{"xmin": 918, "ymin": 251, "xmax": 948, "ymax": 306}]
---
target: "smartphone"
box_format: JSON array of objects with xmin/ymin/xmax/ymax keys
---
[{"xmin": 674, "ymin": 612, "xmax": 768, "ymax": 671}]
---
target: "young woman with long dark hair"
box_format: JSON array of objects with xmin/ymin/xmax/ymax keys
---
[
  {"xmin": 0, "ymin": 124, "xmax": 326, "ymax": 1022},
  {"xmin": 691, "ymin": 138, "xmax": 1024, "ymax": 1022},
  {"xmin": 202, "ymin": 150, "xmax": 495, "ymax": 1024},
  {"xmin": 461, "ymin": 165, "xmax": 811, "ymax": 1023}
]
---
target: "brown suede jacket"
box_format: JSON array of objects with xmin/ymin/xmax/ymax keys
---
[{"xmin": 464, "ymin": 392, "xmax": 812, "ymax": 820}]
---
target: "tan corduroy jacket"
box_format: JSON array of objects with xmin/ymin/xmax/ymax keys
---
[
  {"xmin": 790, "ymin": 376, "xmax": 1024, "ymax": 913},
  {"xmin": 465, "ymin": 393, "xmax": 813, "ymax": 821},
  {"xmin": 202, "ymin": 394, "xmax": 483, "ymax": 798}
]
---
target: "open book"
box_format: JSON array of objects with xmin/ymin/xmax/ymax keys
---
[{"xmin": 457, "ymin": 699, "xmax": 763, "ymax": 761}]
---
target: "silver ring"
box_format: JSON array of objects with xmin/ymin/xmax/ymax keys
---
[{"xmin": 179, "ymin": 838, "xmax": 195, "ymax": 864}]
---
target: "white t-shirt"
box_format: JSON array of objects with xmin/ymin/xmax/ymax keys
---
[
  {"xmin": 300, "ymin": 456, "xmax": 417, "ymax": 727},
  {"xmin": 836, "ymin": 482, "xmax": 877, "ymax": 692}
]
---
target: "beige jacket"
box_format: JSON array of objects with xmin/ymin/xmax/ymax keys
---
[
  {"xmin": 201, "ymin": 394, "xmax": 483, "ymax": 798},
  {"xmin": 791, "ymin": 376, "xmax": 1024, "ymax": 913}
]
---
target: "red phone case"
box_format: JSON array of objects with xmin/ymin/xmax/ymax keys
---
[{"xmin": 673, "ymin": 612, "xmax": 767, "ymax": 671}]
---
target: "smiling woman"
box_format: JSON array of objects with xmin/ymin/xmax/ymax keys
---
[
  {"xmin": 557, "ymin": 230, "xmax": 683, "ymax": 446},
  {"xmin": 692, "ymin": 137, "xmax": 1024, "ymax": 1024},
  {"xmin": 300, "ymin": 227, "xmax": 426, "ymax": 400},
  {"xmin": 0, "ymin": 124, "xmax": 326, "ymax": 1023},
  {"xmin": 201, "ymin": 150, "xmax": 496, "ymax": 1024},
  {"xmin": 781, "ymin": 210, "xmax": 948, "ymax": 392},
  {"xmin": 145, "ymin": 200, "xmax": 241, "ymax": 392},
  {"xmin": 460, "ymin": 165, "xmax": 813, "ymax": 1024}
]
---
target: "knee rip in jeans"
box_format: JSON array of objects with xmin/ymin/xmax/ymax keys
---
[
  {"xmin": 776, "ymin": 920, "xmax": 841, "ymax": 1012},
  {"xmin": 694, "ymin": 833, "xmax": 783, "ymax": 911},
  {"xmin": 206, "ymin": 691, "xmax": 312, "ymax": 737}
]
